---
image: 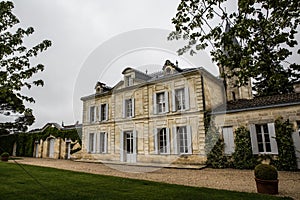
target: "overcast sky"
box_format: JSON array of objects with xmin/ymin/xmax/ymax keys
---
[{"xmin": 11, "ymin": 1, "xmax": 300, "ymax": 130}]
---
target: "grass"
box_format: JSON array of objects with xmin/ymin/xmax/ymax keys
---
[{"xmin": 0, "ymin": 162, "xmax": 292, "ymax": 200}]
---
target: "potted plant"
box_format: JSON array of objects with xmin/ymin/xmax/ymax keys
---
[
  {"xmin": 1, "ymin": 152, "xmax": 9, "ymax": 162},
  {"xmin": 254, "ymin": 164, "xmax": 278, "ymax": 195}
]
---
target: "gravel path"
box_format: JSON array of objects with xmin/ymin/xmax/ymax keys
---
[{"xmin": 9, "ymin": 158, "xmax": 300, "ymax": 200}]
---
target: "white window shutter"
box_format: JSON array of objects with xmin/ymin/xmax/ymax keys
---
[
  {"xmin": 133, "ymin": 130, "xmax": 137, "ymax": 163},
  {"xmin": 132, "ymin": 98, "xmax": 135, "ymax": 117},
  {"xmin": 171, "ymin": 90, "xmax": 176, "ymax": 112},
  {"xmin": 166, "ymin": 128, "xmax": 170, "ymax": 154},
  {"xmin": 165, "ymin": 91, "xmax": 169, "ymax": 113},
  {"xmin": 187, "ymin": 126, "xmax": 192, "ymax": 154},
  {"xmin": 105, "ymin": 104, "xmax": 109, "ymax": 121},
  {"xmin": 87, "ymin": 107, "xmax": 90, "ymax": 123},
  {"xmin": 153, "ymin": 93, "xmax": 157, "ymax": 114},
  {"xmin": 250, "ymin": 124, "xmax": 259, "ymax": 154},
  {"xmin": 93, "ymin": 107, "xmax": 96, "ymax": 122},
  {"xmin": 120, "ymin": 131, "xmax": 124, "ymax": 162},
  {"xmin": 173, "ymin": 127, "xmax": 178, "ymax": 154},
  {"xmin": 104, "ymin": 132, "xmax": 108, "ymax": 153},
  {"xmin": 93, "ymin": 133, "xmax": 96, "ymax": 153},
  {"xmin": 96, "ymin": 133, "xmax": 100, "ymax": 153},
  {"xmin": 268, "ymin": 123, "xmax": 278, "ymax": 154},
  {"xmin": 99, "ymin": 105, "xmax": 102, "ymax": 121},
  {"xmin": 223, "ymin": 127, "xmax": 235, "ymax": 155},
  {"xmin": 122, "ymin": 99, "xmax": 126, "ymax": 118},
  {"xmin": 154, "ymin": 128, "xmax": 158, "ymax": 154},
  {"xmin": 86, "ymin": 133, "xmax": 90, "ymax": 153},
  {"xmin": 184, "ymin": 87, "xmax": 190, "ymax": 110}
]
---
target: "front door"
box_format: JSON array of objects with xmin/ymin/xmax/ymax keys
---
[
  {"xmin": 120, "ymin": 131, "xmax": 136, "ymax": 163},
  {"xmin": 48, "ymin": 139, "xmax": 55, "ymax": 158}
]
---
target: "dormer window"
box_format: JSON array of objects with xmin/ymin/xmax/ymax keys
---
[
  {"xmin": 125, "ymin": 76, "xmax": 133, "ymax": 87},
  {"xmin": 165, "ymin": 67, "xmax": 172, "ymax": 75}
]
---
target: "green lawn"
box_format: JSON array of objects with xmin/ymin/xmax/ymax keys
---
[{"xmin": 0, "ymin": 162, "xmax": 292, "ymax": 200}]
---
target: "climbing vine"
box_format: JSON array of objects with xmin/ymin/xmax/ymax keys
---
[
  {"xmin": 0, "ymin": 126, "xmax": 81, "ymax": 157},
  {"xmin": 272, "ymin": 117, "xmax": 297, "ymax": 171},
  {"xmin": 232, "ymin": 126, "xmax": 257, "ymax": 169}
]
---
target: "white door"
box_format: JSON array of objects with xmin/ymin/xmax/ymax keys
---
[
  {"xmin": 292, "ymin": 132, "xmax": 300, "ymax": 169},
  {"xmin": 49, "ymin": 139, "xmax": 55, "ymax": 158},
  {"xmin": 124, "ymin": 131, "xmax": 136, "ymax": 163},
  {"xmin": 222, "ymin": 127, "xmax": 235, "ymax": 155},
  {"xmin": 35, "ymin": 143, "xmax": 39, "ymax": 158}
]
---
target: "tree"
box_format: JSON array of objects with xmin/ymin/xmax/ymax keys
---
[
  {"xmin": 0, "ymin": 1, "xmax": 51, "ymax": 134},
  {"xmin": 169, "ymin": 0, "xmax": 300, "ymax": 96}
]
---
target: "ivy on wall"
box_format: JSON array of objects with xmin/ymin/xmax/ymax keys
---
[
  {"xmin": 232, "ymin": 126, "xmax": 257, "ymax": 169},
  {"xmin": 272, "ymin": 117, "xmax": 297, "ymax": 171},
  {"xmin": 0, "ymin": 126, "xmax": 81, "ymax": 157},
  {"xmin": 205, "ymin": 116, "xmax": 298, "ymax": 171}
]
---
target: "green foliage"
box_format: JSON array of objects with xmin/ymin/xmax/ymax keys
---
[
  {"xmin": 0, "ymin": 126, "xmax": 81, "ymax": 157},
  {"xmin": 272, "ymin": 118, "xmax": 297, "ymax": 171},
  {"xmin": 206, "ymin": 138, "xmax": 230, "ymax": 168},
  {"xmin": 254, "ymin": 164, "xmax": 278, "ymax": 180},
  {"xmin": 1, "ymin": 163, "xmax": 291, "ymax": 200},
  {"xmin": 169, "ymin": 0, "xmax": 300, "ymax": 97},
  {"xmin": 232, "ymin": 126, "xmax": 257, "ymax": 169},
  {"xmin": 0, "ymin": 1, "xmax": 51, "ymax": 132},
  {"xmin": 1, "ymin": 152, "xmax": 9, "ymax": 157},
  {"xmin": 204, "ymin": 113, "xmax": 220, "ymax": 155}
]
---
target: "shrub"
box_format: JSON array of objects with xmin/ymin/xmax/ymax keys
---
[
  {"xmin": 206, "ymin": 138, "xmax": 230, "ymax": 168},
  {"xmin": 254, "ymin": 164, "xmax": 278, "ymax": 180},
  {"xmin": 1, "ymin": 152, "xmax": 9, "ymax": 157}
]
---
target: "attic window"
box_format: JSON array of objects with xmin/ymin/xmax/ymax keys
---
[
  {"xmin": 125, "ymin": 76, "xmax": 133, "ymax": 87},
  {"xmin": 165, "ymin": 67, "xmax": 171, "ymax": 74}
]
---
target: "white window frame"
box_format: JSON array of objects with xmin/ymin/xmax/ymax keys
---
[
  {"xmin": 123, "ymin": 98, "xmax": 135, "ymax": 118},
  {"xmin": 125, "ymin": 75, "xmax": 133, "ymax": 87},
  {"xmin": 153, "ymin": 91, "xmax": 169, "ymax": 114},
  {"xmin": 154, "ymin": 128, "xmax": 170, "ymax": 154},
  {"xmin": 88, "ymin": 133, "xmax": 96, "ymax": 153},
  {"xmin": 173, "ymin": 126, "xmax": 192, "ymax": 154},
  {"xmin": 250, "ymin": 123, "xmax": 278, "ymax": 155},
  {"xmin": 99, "ymin": 103, "xmax": 108, "ymax": 121},
  {"xmin": 89, "ymin": 106, "xmax": 96, "ymax": 123},
  {"xmin": 98, "ymin": 132, "xmax": 107, "ymax": 154},
  {"xmin": 172, "ymin": 87, "xmax": 190, "ymax": 112}
]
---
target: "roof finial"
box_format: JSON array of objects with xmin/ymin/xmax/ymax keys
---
[{"xmin": 176, "ymin": 60, "xmax": 178, "ymax": 67}]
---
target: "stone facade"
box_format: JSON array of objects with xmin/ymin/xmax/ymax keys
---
[
  {"xmin": 81, "ymin": 61, "xmax": 225, "ymax": 165},
  {"xmin": 31, "ymin": 123, "xmax": 81, "ymax": 159}
]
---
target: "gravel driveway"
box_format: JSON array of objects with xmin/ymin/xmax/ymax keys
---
[{"xmin": 8, "ymin": 158, "xmax": 300, "ymax": 200}]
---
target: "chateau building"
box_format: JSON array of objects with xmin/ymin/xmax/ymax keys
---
[
  {"xmin": 80, "ymin": 60, "xmax": 225, "ymax": 165},
  {"xmin": 81, "ymin": 60, "xmax": 300, "ymax": 168}
]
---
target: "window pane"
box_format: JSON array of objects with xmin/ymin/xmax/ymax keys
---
[
  {"xmin": 255, "ymin": 125, "xmax": 261, "ymax": 133},
  {"xmin": 266, "ymin": 143, "xmax": 271, "ymax": 152},
  {"xmin": 263, "ymin": 124, "xmax": 268, "ymax": 134},
  {"xmin": 101, "ymin": 104, "xmax": 106, "ymax": 121},
  {"xmin": 257, "ymin": 134, "xmax": 263, "ymax": 142},
  {"xmin": 159, "ymin": 128, "xmax": 167, "ymax": 153},
  {"xmin": 258, "ymin": 143, "xmax": 264, "ymax": 152},
  {"xmin": 89, "ymin": 133, "xmax": 94, "ymax": 152},
  {"xmin": 90, "ymin": 107, "xmax": 95, "ymax": 122},
  {"xmin": 264, "ymin": 134, "xmax": 270, "ymax": 142},
  {"xmin": 178, "ymin": 126, "xmax": 188, "ymax": 153},
  {"xmin": 175, "ymin": 88, "xmax": 185, "ymax": 110},
  {"xmin": 100, "ymin": 133, "xmax": 105, "ymax": 153},
  {"xmin": 157, "ymin": 93, "xmax": 165, "ymax": 113}
]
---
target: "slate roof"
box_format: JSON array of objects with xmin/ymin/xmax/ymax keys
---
[{"xmin": 213, "ymin": 93, "xmax": 300, "ymax": 113}]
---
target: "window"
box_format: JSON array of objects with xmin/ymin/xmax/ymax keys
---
[
  {"xmin": 123, "ymin": 98, "xmax": 135, "ymax": 118},
  {"xmin": 250, "ymin": 123, "xmax": 278, "ymax": 154},
  {"xmin": 256, "ymin": 124, "xmax": 271, "ymax": 153},
  {"xmin": 154, "ymin": 128, "xmax": 170, "ymax": 154},
  {"xmin": 173, "ymin": 126, "xmax": 192, "ymax": 154},
  {"xmin": 172, "ymin": 87, "xmax": 189, "ymax": 112},
  {"xmin": 175, "ymin": 88, "xmax": 185, "ymax": 110},
  {"xmin": 98, "ymin": 132, "xmax": 107, "ymax": 153},
  {"xmin": 89, "ymin": 106, "xmax": 96, "ymax": 123},
  {"xmin": 99, "ymin": 104, "xmax": 108, "ymax": 121},
  {"xmin": 157, "ymin": 92, "xmax": 166, "ymax": 113},
  {"xmin": 88, "ymin": 133, "xmax": 95, "ymax": 153},
  {"xmin": 125, "ymin": 76, "xmax": 133, "ymax": 87},
  {"xmin": 154, "ymin": 91, "xmax": 169, "ymax": 114}
]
